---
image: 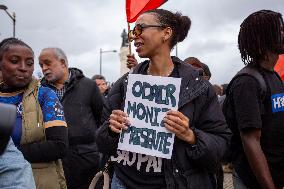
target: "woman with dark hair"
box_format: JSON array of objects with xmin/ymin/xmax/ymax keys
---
[
  {"xmin": 96, "ymin": 9, "xmax": 230, "ymax": 189},
  {"xmin": 0, "ymin": 38, "xmax": 68, "ymax": 189}
]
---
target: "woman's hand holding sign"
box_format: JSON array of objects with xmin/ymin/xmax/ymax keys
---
[
  {"xmin": 109, "ymin": 110, "xmax": 130, "ymax": 133},
  {"xmin": 164, "ymin": 110, "xmax": 196, "ymax": 144}
]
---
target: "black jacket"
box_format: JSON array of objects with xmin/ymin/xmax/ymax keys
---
[
  {"xmin": 96, "ymin": 57, "xmax": 231, "ymax": 189},
  {"xmin": 42, "ymin": 68, "xmax": 103, "ymax": 149}
]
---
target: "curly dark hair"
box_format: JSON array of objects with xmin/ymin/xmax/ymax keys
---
[{"xmin": 238, "ymin": 10, "xmax": 284, "ymax": 65}]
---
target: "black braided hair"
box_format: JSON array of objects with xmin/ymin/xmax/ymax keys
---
[
  {"xmin": 0, "ymin": 38, "xmax": 33, "ymax": 61},
  {"xmin": 238, "ymin": 10, "xmax": 284, "ymax": 65}
]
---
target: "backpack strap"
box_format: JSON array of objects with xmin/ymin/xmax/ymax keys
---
[
  {"xmin": 237, "ymin": 67, "xmax": 267, "ymax": 101},
  {"xmin": 227, "ymin": 66, "xmax": 268, "ymax": 114}
]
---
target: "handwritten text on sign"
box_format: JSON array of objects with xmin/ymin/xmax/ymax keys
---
[{"xmin": 118, "ymin": 74, "xmax": 181, "ymax": 159}]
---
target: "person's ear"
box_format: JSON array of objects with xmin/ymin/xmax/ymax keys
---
[
  {"xmin": 163, "ymin": 27, "xmax": 172, "ymax": 42},
  {"xmin": 60, "ymin": 59, "xmax": 67, "ymax": 68}
]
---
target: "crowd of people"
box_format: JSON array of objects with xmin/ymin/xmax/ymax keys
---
[{"xmin": 0, "ymin": 7, "xmax": 283, "ymax": 189}]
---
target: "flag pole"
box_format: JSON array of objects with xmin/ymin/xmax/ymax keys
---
[
  {"xmin": 175, "ymin": 43, "xmax": 178, "ymax": 57},
  {"xmin": 127, "ymin": 22, "xmax": 132, "ymax": 55}
]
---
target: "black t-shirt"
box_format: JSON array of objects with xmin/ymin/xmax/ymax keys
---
[
  {"xmin": 230, "ymin": 67, "xmax": 284, "ymax": 188},
  {"xmin": 112, "ymin": 63, "xmax": 179, "ymax": 189}
]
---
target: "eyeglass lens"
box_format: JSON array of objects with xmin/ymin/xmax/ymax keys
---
[{"xmin": 128, "ymin": 24, "xmax": 142, "ymax": 42}]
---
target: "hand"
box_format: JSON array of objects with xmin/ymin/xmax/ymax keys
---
[
  {"xmin": 126, "ymin": 54, "xmax": 138, "ymax": 69},
  {"xmin": 164, "ymin": 110, "xmax": 196, "ymax": 144},
  {"xmin": 109, "ymin": 110, "xmax": 130, "ymax": 133}
]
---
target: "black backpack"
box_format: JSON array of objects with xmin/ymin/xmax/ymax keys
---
[{"xmin": 222, "ymin": 66, "xmax": 267, "ymax": 162}]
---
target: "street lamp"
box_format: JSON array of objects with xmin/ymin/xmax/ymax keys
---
[
  {"xmin": 0, "ymin": 5, "xmax": 16, "ymax": 37},
  {"xmin": 99, "ymin": 48, "xmax": 117, "ymax": 75}
]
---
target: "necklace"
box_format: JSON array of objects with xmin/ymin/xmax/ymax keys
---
[{"xmin": 147, "ymin": 65, "xmax": 174, "ymax": 77}]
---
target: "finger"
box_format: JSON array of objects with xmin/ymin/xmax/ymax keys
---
[
  {"xmin": 109, "ymin": 119, "xmax": 128, "ymax": 130},
  {"xmin": 165, "ymin": 122, "xmax": 194, "ymax": 143},
  {"xmin": 127, "ymin": 64, "xmax": 134, "ymax": 69},
  {"xmin": 110, "ymin": 113, "xmax": 129, "ymax": 125},
  {"xmin": 126, "ymin": 59, "xmax": 134, "ymax": 64},
  {"xmin": 127, "ymin": 60, "xmax": 137, "ymax": 66},
  {"xmin": 109, "ymin": 125, "xmax": 122, "ymax": 133},
  {"xmin": 112, "ymin": 110, "xmax": 128, "ymax": 117},
  {"xmin": 127, "ymin": 62, "xmax": 136, "ymax": 68},
  {"xmin": 163, "ymin": 118, "xmax": 186, "ymax": 134},
  {"xmin": 167, "ymin": 110, "xmax": 189, "ymax": 123},
  {"xmin": 127, "ymin": 54, "xmax": 135, "ymax": 58},
  {"xmin": 164, "ymin": 123, "xmax": 182, "ymax": 134},
  {"xmin": 127, "ymin": 57, "xmax": 135, "ymax": 61},
  {"xmin": 127, "ymin": 61, "xmax": 135, "ymax": 66},
  {"xmin": 127, "ymin": 63, "xmax": 136, "ymax": 69},
  {"xmin": 165, "ymin": 114, "xmax": 186, "ymax": 128}
]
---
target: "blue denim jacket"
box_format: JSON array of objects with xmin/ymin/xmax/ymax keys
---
[{"xmin": 0, "ymin": 138, "xmax": 36, "ymax": 189}]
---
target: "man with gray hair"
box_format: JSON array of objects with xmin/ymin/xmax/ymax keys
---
[{"xmin": 39, "ymin": 47, "xmax": 104, "ymax": 189}]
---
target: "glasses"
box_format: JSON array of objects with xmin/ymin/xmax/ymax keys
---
[{"xmin": 128, "ymin": 24, "xmax": 166, "ymax": 42}]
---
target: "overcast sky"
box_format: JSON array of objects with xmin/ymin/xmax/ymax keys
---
[{"xmin": 0, "ymin": 0, "xmax": 283, "ymax": 84}]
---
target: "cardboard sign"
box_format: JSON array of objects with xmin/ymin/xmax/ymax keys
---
[{"xmin": 118, "ymin": 74, "xmax": 181, "ymax": 159}]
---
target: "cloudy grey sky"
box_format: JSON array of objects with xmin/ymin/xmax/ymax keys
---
[{"xmin": 0, "ymin": 0, "xmax": 283, "ymax": 84}]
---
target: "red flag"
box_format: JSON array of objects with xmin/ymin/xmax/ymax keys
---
[
  {"xmin": 275, "ymin": 54, "xmax": 284, "ymax": 81},
  {"xmin": 126, "ymin": 0, "xmax": 168, "ymax": 23}
]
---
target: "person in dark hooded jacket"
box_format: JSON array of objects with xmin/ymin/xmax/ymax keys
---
[
  {"xmin": 39, "ymin": 47, "xmax": 104, "ymax": 189},
  {"xmin": 96, "ymin": 9, "xmax": 231, "ymax": 189}
]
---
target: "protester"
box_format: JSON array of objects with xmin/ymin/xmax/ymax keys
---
[
  {"xmin": 212, "ymin": 84, "xmax": 223, "ymax": 96},
  {"xmin": 185, "ymin": 56, "xmax": 226, "ymax": 189},
  {"xmin": 92, "ymin": 74, "xmax": 109, "ymax": 97},
  {"xmin": 39, "ymin": 48, "xmax": 104, "ymax": 189},
  {"xmin": 0, "ymin": 38, "xmax": 68, "ymax": 189},
  {"xmin": 96, "ymin": 9, "xmax": 231, "ymax": 189},
  {"xmin": 184, "ymin": 56, "xmax": 200, "ymax": 65},
  {"xmin": 200, "ymin": 62, "xmax": 211, "ymax": 80},
  {"xmin": 0, "ymin": 138, "xmax": 36, "ymax": 188},
  {"xmin": 184, "ymin": 57, "xmax": 211, "ymax": 80},
  {"xmin": 224, "ymin": 10, "xmax": 284, "ymax": 188},
  {"xmin": 218, "ymin": 84, "xmax": 228, "ymax": 107}
]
